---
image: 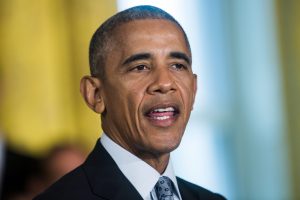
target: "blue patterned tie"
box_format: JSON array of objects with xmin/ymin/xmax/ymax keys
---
[{"xmin": 154, "ymin": 176, "xmax": 174, "ymax": 200}]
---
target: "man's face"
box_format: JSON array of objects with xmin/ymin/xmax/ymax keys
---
[{"xmin": 100, "ymin": 19, "xmax": 197, "ymax": 157}]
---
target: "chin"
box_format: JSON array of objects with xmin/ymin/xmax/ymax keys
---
[{"xmin": 152, "ymin": 139, "xmax": 181, "ymax": 154}]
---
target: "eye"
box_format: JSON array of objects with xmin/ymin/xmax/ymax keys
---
[
  {"xmin": 171, "ymin": 63, "xmax": 187, "ymax": 71},
  {"xmin": 130, "ymin": 64, "xmax": 149, "ymax": 72}
]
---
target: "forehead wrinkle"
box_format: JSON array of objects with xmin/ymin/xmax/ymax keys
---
[{"xmin": 109, "ymin": 20, "xmax": 191, "ymax": 70}]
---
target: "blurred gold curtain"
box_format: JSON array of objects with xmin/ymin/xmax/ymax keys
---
[
  {"xmin": 0, "ymin": 0, "xmax": 116, "ymax": 156},
  {"xmin": 276, "ymin": 0, "xmax": 300, "ymax": 199}
]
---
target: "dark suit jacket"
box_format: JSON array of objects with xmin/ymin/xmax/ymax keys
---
[{"xmin": 34, "ymin": 139, "xmax": 226, "ymax": 200}]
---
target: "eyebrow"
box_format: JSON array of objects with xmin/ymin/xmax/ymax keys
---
[
  {"xmin": 122, "ymin": 53, "xmax": 151, "ymax": 65},
  {"xmin": 122, "ymin": 51, "xmax": 191, "ymax": 66},
  {"xmin": 169, "ymin": 52, "xmax": 191, "ymax": 65}
]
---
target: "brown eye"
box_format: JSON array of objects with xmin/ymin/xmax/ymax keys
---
[
  {"xmin": 171, "ymin": 63, "xmax": 186, "ymax": 70},
  {"xmin": 136, "ymin": 65, "xmax": 147, "ymax": 70},
  {"xmin": 130, "ymin": 65, "xmax": 149, "ymax": 72}
]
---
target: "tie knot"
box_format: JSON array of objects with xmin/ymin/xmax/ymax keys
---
[{"xmin": 154, "ymin": 176, "xmax": 174, "ymax": 200}]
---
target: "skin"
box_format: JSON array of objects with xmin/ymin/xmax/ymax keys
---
[{"xmin": 80, "ymin": 19, "xmax": 197, "ymax": 173}]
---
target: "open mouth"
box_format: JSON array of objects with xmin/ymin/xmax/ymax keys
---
[{"xmin": 144, "ymin": 105, "xmax": 180, "ymax": 126}]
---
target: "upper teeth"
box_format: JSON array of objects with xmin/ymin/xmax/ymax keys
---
[{"xmin": 153, "ymin": 107, "xmax": 175, "ymax": 112}]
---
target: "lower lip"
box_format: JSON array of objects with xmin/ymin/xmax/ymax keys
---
[{"xmin": 146, "ymin": 112, "xmax": 178, "ymax": 127}]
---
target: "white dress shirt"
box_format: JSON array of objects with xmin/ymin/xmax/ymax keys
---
[{"xmin": 101, "ymin": 133, "xmax": 181, "ymax": 200}]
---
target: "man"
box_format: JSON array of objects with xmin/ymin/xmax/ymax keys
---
[{"xmin": 34, "ymin": 5, "xmax": 225, "ymax": 200}]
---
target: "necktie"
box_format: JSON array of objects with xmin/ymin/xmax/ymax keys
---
[{"xmin": 154, "ymin": 176, "xmax": 174, "ymax": 200}]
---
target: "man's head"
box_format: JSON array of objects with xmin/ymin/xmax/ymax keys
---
[
  {"xmin": 80, "ymin": 5, "xmax": 197, "ymax": 166},
  {"xmin": 89, "ymin": 5, "xmax": 191, "ymax": 78}
]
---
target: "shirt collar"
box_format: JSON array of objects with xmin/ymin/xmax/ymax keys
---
[{"xmin": 100, "ymin": 133, "xmax": 181, "ymax": 199}]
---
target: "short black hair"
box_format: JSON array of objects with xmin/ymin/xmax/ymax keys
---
[{"xmin": 89, "ymin": 5, "xmax": 191, "ymax": 78}]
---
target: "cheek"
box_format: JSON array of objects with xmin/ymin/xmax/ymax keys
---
[
  {"xmin": 127, "ymin": 87, "xmax": 147, "ymax": 113},
  {"xmin": 103, "ymin": 82, "xmax": 128, "ymax": 114},
  {"xmin": 114, "ymin": 81, "xmax": 146, "ymax": 116},
  {"xmin": 177, "ymin": 79, "xmax": 196, "ymax": 110}
]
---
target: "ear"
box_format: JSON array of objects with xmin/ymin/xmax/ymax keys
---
[
  {"xmin": 80, "ymin": 76, "xmax": 105, "ymax": 114},
  {"xmin": 193, "ymin": 74, "xmax": 197, "ymax": 95},
  {"xmin": 191, "ymin": 74, "xmax": 198, "ymax": 109}
]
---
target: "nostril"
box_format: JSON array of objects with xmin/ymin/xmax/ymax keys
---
[{"xmin": 147, "ymin": 81, "xmax": 176, "ymax": 94}]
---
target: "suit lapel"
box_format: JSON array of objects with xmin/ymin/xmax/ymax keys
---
[
  {"xmin": 82, "ymin": 140, "xmax": 143, "ymax": 200},
  {"xmin": 177, "ymin": 177, "xmax": 196, "ymax": 200}
]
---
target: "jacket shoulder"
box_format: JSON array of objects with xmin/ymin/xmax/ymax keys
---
[
  {"xmin": 33, "ymin": 166, "xmax": 100, "ymax": 200},
  {"xmin": 176, "ymin": 177, "xmax": 226, "ymax": 200}
]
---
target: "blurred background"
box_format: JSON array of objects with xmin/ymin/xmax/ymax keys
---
[{"xmin": 0, "ymin": 0, "xmax": 299, "ymax": 199}]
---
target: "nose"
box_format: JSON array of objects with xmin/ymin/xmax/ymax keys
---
[{"xmin": 147, "ymin": 67, "xmax": 177, "ymax": 95}]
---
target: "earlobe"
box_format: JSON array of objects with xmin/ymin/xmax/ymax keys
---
[{"xmin": 80, "ymin": 76, "xmax": 105, "ymax": 114}]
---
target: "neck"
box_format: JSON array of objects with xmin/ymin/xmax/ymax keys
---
[
  {"xmin": 119, "ymin": 140, "xmax": 170, "ymax": 174},
  {"xmin": 103, "ymin": 126, "xmax": 172, "ymax": 174},
  {"xmin": 108, "ymin": 134, "xmax": 170, "ymax": 173},
  {"xmin": 136, "ymin": 152, "xmax": 170, "ymax": 174}
]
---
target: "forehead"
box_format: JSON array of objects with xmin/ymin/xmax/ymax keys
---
[{"xmin": 110, "ymin": 19, "xmax": 190, "ymax": 56}]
